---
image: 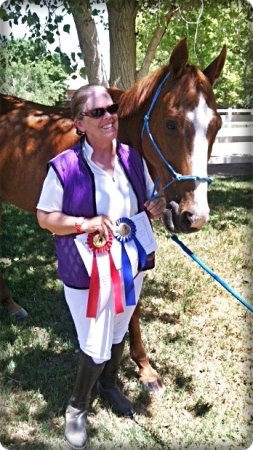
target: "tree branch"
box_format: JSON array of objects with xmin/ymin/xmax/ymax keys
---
[{"xmin": 137, "ymin": 0, "xmax": 203, "ymax": 79}]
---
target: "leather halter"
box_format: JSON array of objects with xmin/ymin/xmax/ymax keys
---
[{"xmin": 141, "ymin": 72, "xmax": 212, "ymax": 199}]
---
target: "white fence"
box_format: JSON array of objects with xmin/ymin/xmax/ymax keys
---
[{"xmin": 210, "ymin": 108, "xmax": 253, "ymax": 164}]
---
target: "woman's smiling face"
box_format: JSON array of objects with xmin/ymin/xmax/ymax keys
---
[{"xmin": 74, "ymin": 87, "xmax": 119, "ymax": 144}]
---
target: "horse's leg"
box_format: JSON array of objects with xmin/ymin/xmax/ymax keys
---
[
  {"xmin": 0, "ymin": 199, "xmax": 28, "ymax": 318},
  {"xmin": 0, "ymin": 274, "xmax": 28, "ymax": 318},
  {"xmin": 128, "ymin": 303, "xmax": 164, "ymax": 396}
]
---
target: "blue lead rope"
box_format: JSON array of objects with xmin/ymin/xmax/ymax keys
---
[{"xmin": 171, "ymin": 234, "xmax": 253, "ymax": 314}]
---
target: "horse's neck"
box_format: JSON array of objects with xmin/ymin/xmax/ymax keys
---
[{"xmin": 118, "ymin": 114, "xmax": 144, "ymax": 155}]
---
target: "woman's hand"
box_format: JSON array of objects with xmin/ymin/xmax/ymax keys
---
[
  {"xmin": 82, "ymin": 215, "xmax": 115, "ymax": 239},
  {"xmin": 144, "ymin": 196, "xmax": 166, "ymax": 219}
]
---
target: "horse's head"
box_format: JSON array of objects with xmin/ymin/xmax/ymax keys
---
[{"xmin": 113, "ymin": 38, "xmax": 226, "ymax": 234}]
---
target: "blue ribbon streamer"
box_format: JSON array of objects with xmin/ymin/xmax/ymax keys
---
[
  {"xmin": 133, "ymin": 236, "xmax": 147, "ymax": 270},
  {"xmin": 121, "ymin": 244, "xmax": 136, "ymax": 306},
  {"xmin": 115, "ymin": 217, "xmax": 147, "ymax": 306},
  {"xmin": 171, "ymin": 234, "xmax": 253, "ymax": 314}
]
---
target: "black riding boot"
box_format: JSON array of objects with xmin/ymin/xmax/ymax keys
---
[
  {"xmin": 98, "ymin": 338, "xmax": 135, "ymax": 418},
  {"xmin": 64, "ymin": 351, "xmax": 105, "ymax": 449}
]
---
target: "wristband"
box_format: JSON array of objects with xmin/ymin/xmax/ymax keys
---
[{"xmin": 75, "ymin": 218, "xmax": 86, "ymax": 234}]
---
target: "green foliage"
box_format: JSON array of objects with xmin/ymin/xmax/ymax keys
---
[
  {"xmin": 136, "ymin": 0, "xmax": 253, "ymax": 108},
  {"xmin": 0, "ymin": 37, "xmax": 68, "ymax": 105},
  {"xmin": 0, "ymin": 0, "xmax": 92, "ymax": 81},
  {"xmin": 0, "ymin": 0, "xmax": 252, "ymax": 106}
]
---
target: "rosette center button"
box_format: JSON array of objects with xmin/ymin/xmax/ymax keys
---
[
  {"xmin": 119, "ymin": 223, "xmax": 131, "ymax": 237},
  {"xmin": 93, "ymin": 235, "xmax": 107, "ymax": 248}
]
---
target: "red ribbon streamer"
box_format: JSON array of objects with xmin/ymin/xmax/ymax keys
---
[
  {"xmin": 86, "ymin": 231, "xmax": 123, "ymax": 318},
  {"xmin": 109, "ymin": 253, "xmax": 124, "ymax": 315},
  {"xmin": 86, "ymin": 253, "xmax": 100, "ymax": 318}
]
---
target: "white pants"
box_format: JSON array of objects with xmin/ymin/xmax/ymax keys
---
[{"xmin": 64, "ymin": 272, "xmax": 144, "ymax": 364}]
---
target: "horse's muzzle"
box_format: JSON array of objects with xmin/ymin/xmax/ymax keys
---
[{"xmin": 163, "ymin": 201, "xmax": 208, "ymax": 234}]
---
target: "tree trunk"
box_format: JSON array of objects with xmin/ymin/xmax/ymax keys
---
[
  {"xmin": 107, "ymin": 0, "xmax": 138, "ymax": 89},
  {"xmin": 70, "ymin": 0, "xmax": 203, "ymax": 87},
  {"xmin": 71, "ymin": 0, "xmax": 108, "ymax": 85}
]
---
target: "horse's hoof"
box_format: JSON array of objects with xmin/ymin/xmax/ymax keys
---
[
  {"xmin": 142, "ymin": 378, "xmax": 165, "ymax": 397},
  {"xmin": 11, "ymin": 308, "xmax": 28, "ymax": 319}
]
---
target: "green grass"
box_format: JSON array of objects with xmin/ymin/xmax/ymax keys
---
[{"xmin": 0, "ymin": 176, "xmax": 252, "ymax": 450}]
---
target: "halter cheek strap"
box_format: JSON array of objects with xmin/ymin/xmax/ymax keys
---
[{"xmin": 141, "ymin": 71, "xmax": 212, "ymax": 199}]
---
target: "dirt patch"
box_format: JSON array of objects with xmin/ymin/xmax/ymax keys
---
[{"xmin": 208, "ymin": 163, "xmax": 253, "ymax": 177}]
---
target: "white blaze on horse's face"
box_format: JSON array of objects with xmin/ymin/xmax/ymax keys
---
[{"xmin": 186, "ymin": 94, "xmax": 213, "ymax": 228}]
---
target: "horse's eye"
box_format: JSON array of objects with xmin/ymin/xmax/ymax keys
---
[{"xmin": 166, "ymin": 119, "xmax": 177, "ymax": 132}]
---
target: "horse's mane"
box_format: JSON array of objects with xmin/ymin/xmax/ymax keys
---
[
  {"xmin": 117, "ymin": 62, "xmax": 211, "ymax": 118},
  {"xmin": 118, "ymin": 65, "xmax": 170, "ymax": 117}
]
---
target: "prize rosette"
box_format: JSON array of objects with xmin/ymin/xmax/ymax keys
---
[
  {"xmin": 115, "ymin": 217, "xmax": 147, "ymax": 306},
  {"xmin": 87, "ymin": 231, "xmax": 113, "ymax": 254},
  {"xmin": 115, "ymin": 218, "xmax": 136, "ymax": 243},
  {"xmin": 86, "ymin": 229, "xmax": 123, "ymax": 318}
]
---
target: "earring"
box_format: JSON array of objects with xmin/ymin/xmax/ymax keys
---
[{"xmin": 76, "ymin": 128, "xmax": 86, "ymax": 136}]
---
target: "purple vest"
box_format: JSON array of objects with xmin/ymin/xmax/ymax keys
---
[{"xmin": 50, "ymin": 140, "xmax": 155, "ymax": 288}]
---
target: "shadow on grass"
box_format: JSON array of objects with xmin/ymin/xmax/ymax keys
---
[
  {"xmin": 0, "ymin": 440, "xmax": 69, "ymax": 450},
  {"xmin": 1, "ymin": 346, "xmax": 76, "ymax": 411},
  {"xmin": 207, "ymin": 176, "xmax": 253, "ymax": 229},
  {"xmin": 190, "ymin": 399, "xmax": 213, "ymax": 417},
  {"xmin": 208, "ymin": 176, "xmax": 252, "ymax": 210},
  {"xmin": 1, "ymin": 188, "xmax": 251, "ymax": 448}
]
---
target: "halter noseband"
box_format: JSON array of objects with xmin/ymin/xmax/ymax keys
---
[{"xmin": 141, "ymin": 72, "xmax": 212, "ymax": 199}]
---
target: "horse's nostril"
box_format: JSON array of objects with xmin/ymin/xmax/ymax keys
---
[{"xmin": 182, "ymin": 210, "xmax": 194, "ymax": 227}]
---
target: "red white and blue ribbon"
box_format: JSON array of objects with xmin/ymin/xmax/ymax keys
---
[
  {"xmin": 86, "ymin": 230, "xmax": 123, "ymax": 318},
  {"xmin": 115, "ymin": 217, "xmax": 147, "ymax": 307}
]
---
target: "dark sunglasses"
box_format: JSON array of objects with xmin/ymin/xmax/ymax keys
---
[{"xmin": 81, "ymin": 103, "xmax": 119, "ymax": 119}]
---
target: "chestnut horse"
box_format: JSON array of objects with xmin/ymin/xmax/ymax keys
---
[{"xmin": 0, "ymin": 38, "xmax": 226, "ymax": 395}]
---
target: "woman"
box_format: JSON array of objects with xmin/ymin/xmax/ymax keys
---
[{"xmin": 37, "ymin": 84, "xmax": 165, "ymax": 449}]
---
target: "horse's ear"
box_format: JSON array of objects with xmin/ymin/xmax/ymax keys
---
[
  {"xmin": 203, "ymin": 45, "xmax": 227, "ymax": 86},
  {"xmin": 108, "ymin": 87, "xmax": 125, "ymax": 103},
  {"xmin": 168, "ymin": 37, "xmax": 189, "ymax": 78}
]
